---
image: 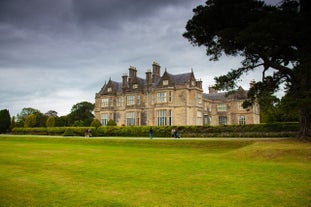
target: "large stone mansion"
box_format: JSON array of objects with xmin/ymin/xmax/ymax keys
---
[{"xmin": 94, "ymin": 62, "xmax": 260, "ymax": 126}]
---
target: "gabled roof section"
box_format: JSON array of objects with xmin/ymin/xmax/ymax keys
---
[
  {"xmin": 132, "ymin": 76, "xmax": 145, "ymax": 88},
  {"xmin": 204, "ymin": 87, "xmax": 248, "ymax": 101},
  {"xmin": 98, "ymin": 79, "xmax": 122, "ymax": 95},
  {"xmin": 155, "ymin": 70, "xmax": 195, "ymax": 88},
  {"xmin": 170, "ymin": 72, "xmax": 194, "ymax": 85}
]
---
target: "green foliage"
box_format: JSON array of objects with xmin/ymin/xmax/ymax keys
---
[
  {"xmin": 184, "ymin": 0, "xmax": 311, "ymax": 138},
  {"xmin": 45, "ymin": 116, "xmax": 55, "ymax": 127},
  {"xmin": 90, "ymin": 119, "xmax": 101, "ymax": 128},
  {"xmin": 16, "ymin": 107, "xmax": 40, "ymax": 127},
  {"xmin": 107, "ymin": 119, "xmax": 116, "ymax": 126},
  {"xmin": 73, "ymin": 120, "xmax": 84, "ymax": 127},
  {"xmin": 11, "ymin": 123, "xmax": 298, "ymax": 137},
  {"xmin": 55, "ymin": 116, "xmax": 68, "ymax": 126},
  {"xmin": 10, "ymin": 116, "xmax": 16, "ymax": 129},
  {"xmin": 24, "ymin": 114, "xmax": 37, "ymax": 128},
  {"xmin": 67, "ymin": 101, "xmax": 94, "ymax": 126},
  {"xmin": 63, "ymin": 128, "xmax": 74, "ymax": 136},
  {"xmin": 0, "ymin": 109, "xmax": 11, "ymax": 133},
  {"xmin": 11, "ymin": 127, "xmax": 95, "ymax": 136}
]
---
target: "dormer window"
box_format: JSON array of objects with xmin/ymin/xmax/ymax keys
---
[
  {"xmin": 107, "ymin": 87, "xmax": 112, "ymax": 92},
  {"xmin": 133, "ymin": 83, "xmax": 138, "ymax": 89},
  {"xmin": 163, "ymin": 80, "xmax": 168, "ymax": 86}
]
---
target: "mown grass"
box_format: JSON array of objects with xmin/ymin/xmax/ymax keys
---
[{"xmin": 0, "ymin": 136, "xmax": 310, "ymax": 207}]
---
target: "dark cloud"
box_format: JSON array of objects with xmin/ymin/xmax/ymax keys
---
[
  {"xmin": 71, "ymin": 0, "xmax": 190, "ymax": 28},
  {"xmin": 0, "ymin": 0, "xmax": 281, "ymax": 116},
  {"xmin": 0, "ymin": 0, "xmax": 72, "ymax": 29}
]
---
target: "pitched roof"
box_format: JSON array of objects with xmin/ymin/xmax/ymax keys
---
[
  {"xmin": 98, "ymin": 80, "xmax": 122, "ymax": 95},
  {"xmin": 168, "ymin": 72, "xmax": 193, "ymax": 85},
  {"xmin": 110, "ymin": 80, "xmax": 122, "ymax": 92},
  {"xmin": 204, "ymin": 87, "xmax": 248, "ymax": 101},
  {"xmin": 154, "ymin": 71, "xmax": 193, "ymax": 87}
]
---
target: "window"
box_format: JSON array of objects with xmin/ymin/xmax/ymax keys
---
[
  {"xmin": 163, "ymin": 80, "xmax": 168, "ymax": 86},
  {"xmin": 101, "ymin": 113, "xmax": 109, "ymax": 125},
  {"xmin": 137, "ymin": 95, "xmax": 140, "ymax": 105},
  {"xmin": 157, "ymin": 110, "xmax": 166, "ymax": 126},
  {"xmin": 126, "ymin": 112, "xmax": 135, "ymax": 126},
  {"xmin": 168, "ymin": 110, "xmax": 172, "ymax": 125},
  {"xmin": 127, "ymin": 95, "xmax": 135, "ymax": 105},
  {"xmin": 219, "ymin": 116, "xmax": 227, "ymax": 125},
  {"xmin": 107, "ymin": 87, "xmax": 112, "ymax": 92},
  {"xmin": 197, "ymin": 93, "xmax": 202, "ymax": 104},
  {"xmin": 197, "ymin": 110, "xmax": 203, "ymax": 125},
  {"xmin": 101, "ymin": 98, "xmax": 109, "ymax": 107},
  {"xmin": 204, "ymin": 115, "xmax": 211, "ymax": 125},
  {"xmin": 239, "ymin": 116, "xmax": 246, "ymax": 125},
  {"xmin": 168, "ymin": 91, "xmax": 172, "ymax": 102},
  {"xmin": 116, "ymin": 97, "xmax": 121, "ymax": 106},
  {"xmin": 157, "ymin": 92, "xmax": 166, "ymax": 103},
  {"xmin": 133, "ymin": 84, "xmax": 138, "ymax": 89},
  {"xmin": 217, "ymin": 104, "xmax": 227, "ymax": 112},
  {"xmin": 109, "ymin": 97, "xmax": 113, "ymax": 107}
]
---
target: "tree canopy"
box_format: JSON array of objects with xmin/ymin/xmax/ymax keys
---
[
  {"xmin": 184, "ymin": 0, "xmax": 311, "ymax": 139},
  {"xmin": 68, "ymin": 101, "xmax": 95, "ymax": 126},
  {"xmin": 0, "ymin": 109, "xmax": 11, "ymax": 133}
]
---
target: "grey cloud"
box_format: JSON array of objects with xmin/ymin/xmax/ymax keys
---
[
  {"xmin": 71, "ymin": 0, "xmax": 191, "ymax": 28},
  {"xmin": 0, "ymin": 0, "xmax": 72, "ymax": 28},
  {"xmin": 1, "ymin": 0, "xmax": 279, "ymax": 116}
]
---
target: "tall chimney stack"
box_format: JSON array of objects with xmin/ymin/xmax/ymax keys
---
[
  {"xmin": 146, "ymin": 69, "xmax": 152, "ymax": 89},
  {"xmin": 122, "ymin": 73, "xmax": 128, "ymax": 90},
  {"xmin": 152, "ymin": 62, "xmax": 160, "ymax": 83}
]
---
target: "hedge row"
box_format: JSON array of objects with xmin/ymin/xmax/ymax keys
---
[
  {"xmin": 11, "ymin": 127, "xmax": 96, "ymax": 136},
  {"xmin": 11, "ymin": 122, "xmax": 299, "ymax": 137}
]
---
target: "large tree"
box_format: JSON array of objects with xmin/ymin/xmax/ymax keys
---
[
  {"xmin": 0, "ymin": 109, "xmax": 11, "ymax": 133},
  {"xmin": 68, "ymin": 101, "xmax": 94, "ymax": 126},
  {"xmin": 16, "ymin": 107, "xmax": 40, "ymax": 127},
  {"xmin": 183, "ymin": 0, "xmax": 311, "ymax": 139}
]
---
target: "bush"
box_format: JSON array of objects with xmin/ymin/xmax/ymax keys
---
[
  {"xmin": 63, "ymin": 128, "xmax": 74, "ymax": 136},
  {"xmin": 90, "ymin": 119, "xmax": 101, "ymax": 128},
  {"xmin": 107, "ymin": 119, "xmax": 117, "ymax": 126}
]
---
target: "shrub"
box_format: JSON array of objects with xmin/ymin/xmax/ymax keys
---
[
  {"xmin": 63, "ymin": 128, "xmax": 74, "ymax": 136},
  {"xmin": 90, "ymin": 119, "xmax": 101, "ymax": 128},
  {"xmin": 107, "ymin": 119, "xmax": 117, "ymax": 126}
]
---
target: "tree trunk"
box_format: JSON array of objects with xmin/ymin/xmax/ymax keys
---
[{"xmin": 298, "ymin": 111, "xmax": 311, "ymax": 141}]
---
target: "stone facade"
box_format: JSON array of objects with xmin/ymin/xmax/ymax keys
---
[{"xmin": 94, "ymin": 62, "xmax": 260, "ymax": 126}]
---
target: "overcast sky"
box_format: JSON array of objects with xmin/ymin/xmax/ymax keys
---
[{"xmin": 0, "ymin": 0, "xmax": 281, "ymax": 117}]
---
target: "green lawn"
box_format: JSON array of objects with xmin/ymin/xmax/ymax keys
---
[{"xmin": 1, "ymin": 136, "xmax": 310, "ymax": 207}]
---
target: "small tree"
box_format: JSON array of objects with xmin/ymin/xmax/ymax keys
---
[
  {"xmin": 90, "ymin": 119, "xmax": 102, "ymax": 128},
  {"xmin": 46, "ymin": 116, "xmax": 55, "ymax": 127},
  {"xmin": 0, "ymin": 109, "xmax": 11, "ymax": 133},
  {"xmin": 11, "ymin": 116, "xmax": 16, "ymax": 130},
  {"xmin": 107, "ymin": 119, "xmax": 117, "ymax": 126},
  {"xmin": 24, "ymin": 114, "xmax": 37, "ymax": 128},
  {"xmin": 16, "ymin": 107, "xmax": 40, "ymax": 127}
]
